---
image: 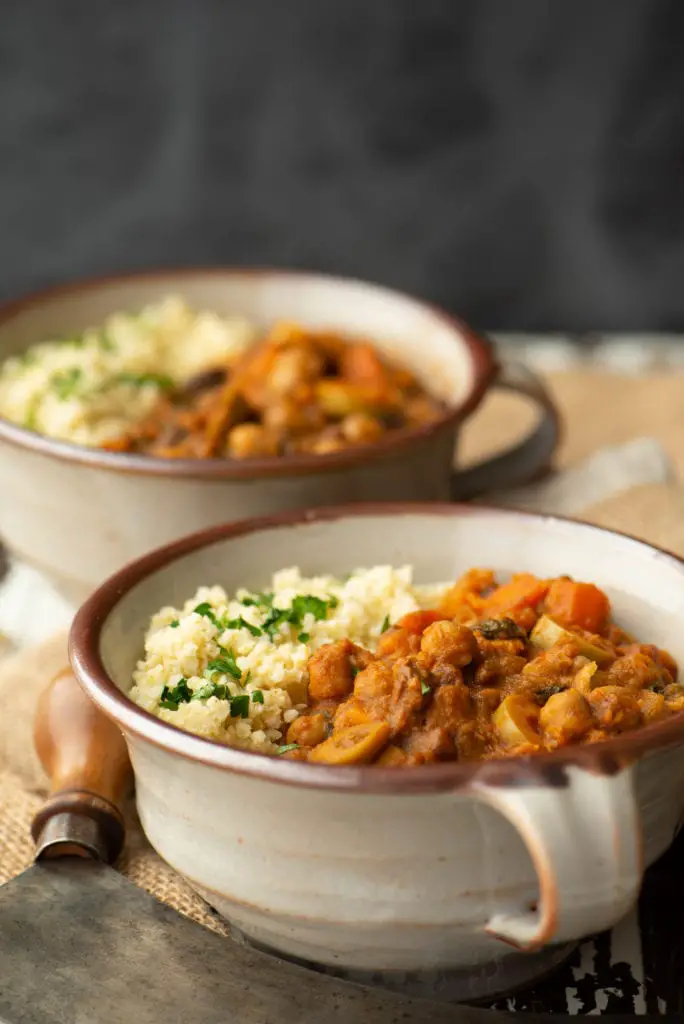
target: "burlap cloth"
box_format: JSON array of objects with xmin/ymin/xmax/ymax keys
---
[{"xmin": 1, "ymin": 368, "xmax": 684, "ymax": 940}]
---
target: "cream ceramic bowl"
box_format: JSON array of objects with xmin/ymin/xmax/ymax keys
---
[
  {"xmin": 70, "ymin": 504, "xmax": 684, "ymax": 999},
  {"xmin": 0, "ymin": 269, "xmax": 557, "ymax": 604}
]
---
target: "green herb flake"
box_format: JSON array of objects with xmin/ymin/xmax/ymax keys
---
[
  {"xmin": 225, "ymin": 616, "xmax": 262, "ymax": 637},
  {"xmin": 51, "ymin": 367, "xmax": 83, "ymax": 400},
  {"xmin": 206, "ymin": 648, "xmax": 242, "ymax": 681},
  {"xmin": 261, "ymin": 607, "xmax": 291, "ymax": 640},
  {"xmin": 420, "ymin": 681, "xmax": 431, "ymax": 696},
  {"xmin": 290, "ymin": 595, "xmax": 331, "ymax": 623},
  {"xmin": 251, "ymin": 689, "xmax": 264, "ymax": 704},
  {"xmin": 114, "ymin": 371, "xmax": 175, "ymax": 391},
  {"xmin": 241, "ymin": 591, "xmax": 274, "ymax": 609},
  {"xmin": 262, "ymin": 594, "xmax": 337, "ymax": 639},
  {"xmin": 381, "ymin": 614, "xmax": 390, "ymax": 633},
  {"xmin": 169, "ymin": 619, "xmax": 180, "ymax": 628},
  {"xmin": 229, "ymin": 694, "xmax": 250, "ymax": 719},
  {"xmin": 298, "ymin": 632, "xmax": 310, "ymax": 643},
  {"xmin": 191, "ymin": 682, "xmax": 228, "ymax": 702},
  {"xmin": 193, "ymin": 602, "xmax": 223, "ymax": 629},
  {"xmin": 159, "ymin": 678, "xmax": 192, "ymax": 711},
  {"xmin": 276, "ymin": 743, "xmax": 299, "ymax": 755}
]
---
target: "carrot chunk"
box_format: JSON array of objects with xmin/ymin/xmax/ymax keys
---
[
  {"xmin": 484, "ymin": 574, "xmax": 550, "ymax": 617},
  {"xmin": 544, "ymin": 580, "xmax": 610, "ymax": 633},
  {"xmin": 396, "ymin": 610, "xmax": 447, "ymax": 634}
]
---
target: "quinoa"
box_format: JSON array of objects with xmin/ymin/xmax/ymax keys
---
[
  {"xmin": 129, "ymin": 566, "xmax": 447, "ymax": 754},
  {"xmin": 0, "ymin": 295, "xmax": 255, "ymax": 446}
]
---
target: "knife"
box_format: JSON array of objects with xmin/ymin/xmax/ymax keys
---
[{"xmin": 0, "ymin": 669, "xmax": 670, "ymax": 1024}]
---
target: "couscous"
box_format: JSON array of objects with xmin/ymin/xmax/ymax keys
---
[{"xmin": 0, "ymin": 296, "xmax": 255, "ymax": 446}]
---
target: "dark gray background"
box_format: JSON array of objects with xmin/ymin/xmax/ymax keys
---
[{"xmin": 2, "ymin": 0, "xmax": 683, "ymax": 331}]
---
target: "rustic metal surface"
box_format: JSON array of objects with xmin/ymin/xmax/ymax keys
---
[{"xmin": 0, "ymin": 859, "xmax": 489, "ymax": 1024}]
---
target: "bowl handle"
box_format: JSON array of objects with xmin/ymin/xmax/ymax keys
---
[
  {"xmin": 451, "ymin": 356, "xmax": 561, "ymax": 501},
  {"xmin": 468, "ymin": 763, "xmax": 642, "ymax": 950}
]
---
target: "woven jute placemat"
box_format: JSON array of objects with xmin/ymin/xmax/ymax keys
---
[{"xmin": 1, "ymin": 369, "xmax": 683, "ymax": 936}]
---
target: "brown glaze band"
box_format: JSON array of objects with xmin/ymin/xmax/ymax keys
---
[
  {"xmin": 69, "ymin": 502, "xmax": 684, "ymax": 794},
  {"xmin": 0, "ymin": 267, "xmax": 497, "ymax": 480}
]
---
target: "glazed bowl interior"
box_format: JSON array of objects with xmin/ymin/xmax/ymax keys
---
[
  {"xmin": 77, "ymin": 504, "xmax": 684, "ymax": 775},
  {"xmin": 0, "ymin": 270, "xmax": 477, "ymax": 411}
]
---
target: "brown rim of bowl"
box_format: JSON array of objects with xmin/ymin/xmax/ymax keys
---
[
  {"xmin": 0, "ymin": 267, "xmax": 497, "ymax": 480},
  {"xmin": 69, "ymin": 500, "xmax": 684, "ymax": 794}
]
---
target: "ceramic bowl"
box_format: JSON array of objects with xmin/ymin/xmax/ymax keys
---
[
  {"xmin": 70, "ymin": 503, "xmax": 684, "ymax": 999},
  {"xmin": 0, "ymin": 269, "xmax": 558, "ymax": 604}
]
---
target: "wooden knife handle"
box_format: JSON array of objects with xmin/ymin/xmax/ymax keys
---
[{"xmin": 31, "ymin": 667, "xmax": 132, "ymax": 863}]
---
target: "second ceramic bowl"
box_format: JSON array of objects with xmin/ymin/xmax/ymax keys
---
[{"xmin": 0, "ymin": 269, "xmax": 558, "ymax": 602}]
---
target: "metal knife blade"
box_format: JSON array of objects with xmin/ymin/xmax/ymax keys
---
[{"xmin": 0, "ymin": 859, "xmax": 482, "ymax": 1024}]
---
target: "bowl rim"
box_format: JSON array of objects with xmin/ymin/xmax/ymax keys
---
[
  {"xmin": 0, "ymin": 266, "xmax": 497, "ymax": 480},
  {"xmin": 69, "ymin": 501, "xmax": 684, "ymax": 793}
]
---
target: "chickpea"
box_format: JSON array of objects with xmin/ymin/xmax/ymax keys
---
[
  {"xmin": 308, "ymin": 640, "xmax": 355, "ymax": 702},
  {"xmin": 420, "ymin": 621, "xmax": 477, "ymax": 668},
  {"xmin": 286, "ymin": 710, "xmax": 329, "ymax": 748},
  {"xmin": 225, "ymin": 423, "xmax": 279, "ymax": 459},
  {"xmin": 340, "ymin": 412, "xmax": 384, "ymax": 445},
  {"xmin": 266, "ymin": 346, "xmax": 322, "ymax": 396},
  {"xmin": 587, "ymin": 686, "xmax": 642, "ymax": 732},
  {"xmin": 310, "ymin": 434, "xmax": 347, "ymax": 455},
  {"xmin": 539, "ymin": 689, "xmax": 593, "ymax": 749},
  {"xmin": 636, "ymin": 690, "xmax": 667, "ymax": 724},
  {"xmin": 353, "ymin": 661, "xmax": 394, "ymax": 701},
  {"xmin": 263, "ymin": 398, "xmax": 325, "ymax": 437}
]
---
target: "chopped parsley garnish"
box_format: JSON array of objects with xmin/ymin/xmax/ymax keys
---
[
  {"xmin": 262, "ymin": 594, "xmax": 337, "ymax": 639},
  {"xmin": 298, "ymin": 632, "xmax": 310, "ymax": 643},
  {"xmin": 381, "ymin": 614, "xmax": 390, "ymax": 633},
  {"xmin": 159, "ymin": 678, "xmax": 192, "ymax": 711},
  {"xmin": 241, "ymin": 591, "xmax": 274, "ymax": 608},
  {"xmin": 350, "ymin": 665, "xmax": 359, "ymax": 679},
  {"xmin": 206, "ymin": 648, "xmax": 242, "ymax": 681},
  {"xmin": 169, "ymin": 619, "xmax": 180, "ymax": 628},
  {"xmin": 261, "ymin": 607, "xmax": 291, "ymax": 639},
  {"xmin": 51, "ymin": 367, "xmax": 83, "ymax": 400},
  {"xmin": 230, "ymin": 694, "xmax": 250, "ymax": 719},
  {"xmin": 420, "ymin": 681, "xmax": 431, "ymax": 696},
  {"xmin": 114, "ymin": 371, "xmax": 175, "ymax": 391},
  {"xmin": 191, "ymin": 681, "xmax": 228, "ymax": 702},
  {"xmin": 276, "ymin": 743, "xmax": 299, "ymax": 755},
  {"xmin": 225, "ymin": 616, "xmax": 262, "ymax": 637},
  {"xmin": 251, "ymin": 689, "xmax": 264, "ymax": 704},
  {"xmin": 193, "ymin": 602, "xmax": 224, "ymax": 629}
]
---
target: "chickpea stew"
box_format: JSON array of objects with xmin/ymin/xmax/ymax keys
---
[
  {"xmin": 0, "ymin": 296, "xmax": 445, "ymax": 457},
  {"xmin": 288, "ymin": 571, "xmax": 682, "ymax": 765},
  {"xmin": 130, "ymin": 565, "xmax": 681, "ymax": 766}
]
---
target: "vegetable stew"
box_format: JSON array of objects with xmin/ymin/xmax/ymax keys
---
[
  {"xmin": 102, "ymin": 321, "xmax": 445, "ymax": 459},
  {"xmin": 283, "ymin": 570, "xmax": 682, "ymax": 765}
]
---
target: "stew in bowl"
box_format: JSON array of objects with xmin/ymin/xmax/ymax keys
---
[{"xmin": 131, "ymin": 564, "xmax": 681, "ymax": 765}]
